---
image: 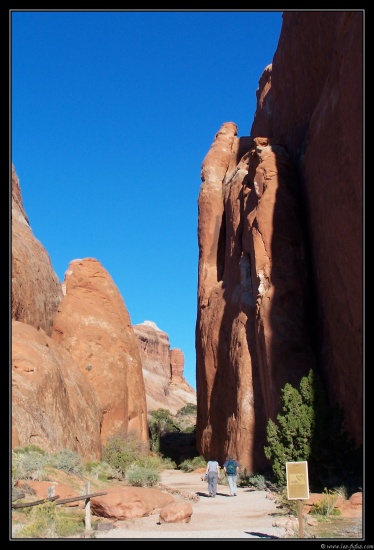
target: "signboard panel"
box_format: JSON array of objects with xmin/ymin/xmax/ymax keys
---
[{"xmin": 286, "ymin": 461, "xmax": 309, "ymax": 500}]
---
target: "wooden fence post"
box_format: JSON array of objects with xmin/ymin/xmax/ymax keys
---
[
  {"xmin": 84, "ymin": 482, "xmax": 91, "ymax": 531},
  {"xmin": 297, "ymin": 500, "xmax": 304, "ymax": 538}
]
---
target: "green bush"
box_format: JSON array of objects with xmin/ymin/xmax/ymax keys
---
[
  {"xmin": 177, "ymin": 403, "xmax": 197, "ymax": 416},
  {"xmin": 51, "ymin": 449, "xmax": 83, "ymax": 476},
  {"xmin": 264, "ymin": 369, "xmax": 323, "ymax": 486},
  {"xmin": 244, "ymin": 473, "xmax": 267, "ymax": 491},
  {"xmin": 83, "ymin": 460, "xmax": 115, "ymax": 481},
  {"xmin": 102, "ymin": 433, "xmax": 144, "ymax": 480},
  {"xmin": 263, "ymin": 369, "xmax": 361, "ymax": 490},
  {"xmin": 179, "ymin": 455, "xmax": 206, "ymax": 472},
  {"xmin": 126, "ymin": 465, "xmax": 160, "ymax": 487},
  {"xmin": 13, "ymin": 445, "xmax": 46, "ymax": 455},
  {"xmin": 135, "ymin": 454, "xmax": 165, "ymax": 471},
  {"xmin": 14, "ymin": 501, "xmax": 84, "ymax": 539},
  {"xmin": 148, "ymin": 408, "xmax": 181, "ymax": 452},
  {"xmin": 14, "ymin": 501, "xmax": 58, "ymax": 538},
  {"xmin": 12, "ymin": 449, "xmax": 50, "ymax": 481},
  {"xmin": 158, "ymin": 456, "xmax": 178, "ymax": 470},
  {"xmin": 148, "ymin": 409, "xmax": 180, "ymax": 431},
  {"xmin": 310, "ymin": 488, "xmax": 341, "ymax": 517}
]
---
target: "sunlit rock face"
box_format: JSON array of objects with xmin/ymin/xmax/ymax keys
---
[
  {"xmin": 51, "ymin": 258, "xmax": 149, "ymax": 448},
  {"xmin": 133, "ymin": 321, "xmax": 196, "ymax": 415},
  {"xmin": 11, "ymin": 163, "xmax": 193, "ymax": 459},
  {"xmin": 11, "ymin": 164, "xmax": 63, "ymax": 335},
  {"xmin": 196, "ymin": 127, "xmax": 315, "ymax": 471},
  {"xmin": 12, "ymin": 320, "xmax": 102, "ymax": 460}
]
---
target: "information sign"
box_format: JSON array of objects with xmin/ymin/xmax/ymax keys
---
[{"xmin": 286, "ymin": 461, "xmax": 309, "ymax": 500}]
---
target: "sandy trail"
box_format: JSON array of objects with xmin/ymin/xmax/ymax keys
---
[{"xmin": 94, "ymin": 469, "xmax": 287, "ymax": 540}]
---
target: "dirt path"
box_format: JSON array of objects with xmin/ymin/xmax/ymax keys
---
[{"xmin": 94, "ymin": 470, "xmax": 288, "ymax": 539}]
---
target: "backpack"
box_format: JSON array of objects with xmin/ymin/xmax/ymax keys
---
[{"xmin": 226, "ymin": 459, "xmax": 236, "ymax": 475}]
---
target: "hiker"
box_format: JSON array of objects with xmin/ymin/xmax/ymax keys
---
[
  {"xmin": 205, "ymin": 456, "xmax": 220, "ymax": 497},
  {"xmin": 223, "ymin": 454, "xmax": 240, "ymax": 496}
]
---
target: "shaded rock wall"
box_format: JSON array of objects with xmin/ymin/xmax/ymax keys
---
[
  {"xmin": 196, "ymin": 11, "xmax": 363, "ymax": 469},
  {"xmin": 251, "ymin": 11, "xmax": 363, "ymax": 445}
]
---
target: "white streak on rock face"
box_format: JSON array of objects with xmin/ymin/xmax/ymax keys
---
[
  {"xmin": 143, "ymin": 320, "xmax": 161, "ymax": 331},
  {"xmin": 257, "ymin": 271, "xmax": 269, "ymax": 295},
  {"xmin": 254, "ymin": 181, "xmax": 262, "ymax": 198}
]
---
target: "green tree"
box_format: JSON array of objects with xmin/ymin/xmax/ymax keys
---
[
  {"xmin": 102, "ymin": 433, "xmax": 144, "ymax": 480},
  {"xmin": 264, "ymin": 369, "xmax": 361, "ymax": 490},
  {"xmin": 264, "ymin": 369, "xmax": 327, "ymax": 486},
  {"xmin": 148, "ymin": 408, "xmax": 180, "ymax": 452}
]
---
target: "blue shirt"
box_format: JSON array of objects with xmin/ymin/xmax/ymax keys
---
[{"xmin": 223, "ymin": 459, "xmax": 239, "ymax": 475}]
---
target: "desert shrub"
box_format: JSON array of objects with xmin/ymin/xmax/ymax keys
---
[
  {"xmin": 12, "ymin": 453, "xmax": 23, "ymax": 484},
  {"xmin": 126, "ymin": 465, "xmax": 160, "ymax": 487},
  {"xmin": 245, "ymin": 473, "xmax": 267, "ymax": 491},
  {"xmin": 275, "ymin": 488, "xmax": 299, "ymax": 516},
  {"xmin": 181, "ymin": 425, "xmax": 196, "ymax": 434},
  {"xmin": 178, "ymin": 459, "xmax": 194, "ymax": 472},
  {"xmin": 54, "ymin": 513, "xmax": 84, "ymax": 538},
  {"xmin": 332, "ymin": 485, "xmax": 349, "ymax": 500},
  {"xmin": 190, "ymin": 455, "xmax": 206, "ymax": 469},
  {"xmin": 238, "ymin": 469, "xmax": 279, "ymax": 491},
  {"xmin": 179, "ymin": 455, "xmax": 206, "ymax": 472},
  {"xmin": 102, "ymin": 433, "xmax": 144, "ymax": 480},
  {"xmin": 12, "ymin": 449, "xmax": 50, "ymax": 481},
  {"xmin": 176, "ymin": 403, "xmax": 197, "ymax": 417},
  {"xmin": 84, "ymin": 460, "xmax": 102, "ymax": 476},
  {"xmin": 14, "ymin": 501, "xmax": 83, "ymax": 539},
  {"xmin": 310, "ymin": 488, "xmax": 342, "ymax": 517},
  {"xmin": 13, "ymin": 445, "xmax": 47, "ymax": 455},
  {"xmin": 135, "ymin": 454, "xmax": 165, "ymax": 471},
  {"xmin": 14, "ymin": 501, "xmax": 58, "ymax": 538},
  {"xmin": 51, "ymin": 449, "xmax": 83, "ymax": 476},
  {"xmin": 83, "ymin": 460, "xmax": 115, "ymax": 481},
  {"xmin": 159, "ymin": 456, "xmax": 178, "ymax": 469},
  {"xmin": 175, "ymin": 404, "xmax": 197, "ymax": 434}
]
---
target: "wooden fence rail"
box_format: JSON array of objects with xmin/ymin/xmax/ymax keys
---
[
  {"xmin": 11, "ymin": 491, "xmax": 107, "ymax": 509},
  {"xmin": 11, "ymin": 483, "xmax": 108, "ymax": 533},
  {"xmin": 12, "ymin": 495, "xmax": 61, "ymax": 508}
]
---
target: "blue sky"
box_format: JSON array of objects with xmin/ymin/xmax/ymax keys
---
[{"xmin": 11, "ymin": 10, "xmax": 283, "ymax": 390}]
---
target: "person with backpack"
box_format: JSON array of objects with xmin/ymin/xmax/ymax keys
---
[
  {"xmin": 223, "ymin": 455, "xmax": 240, "ymax": 496},
  {"xmin": 205, "ymin": 457, "xmax": 221, "ymax": 497}
]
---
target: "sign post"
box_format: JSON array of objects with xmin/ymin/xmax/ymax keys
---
[{"xmin": 286, "ymin": 461, "xmax": 310, "ymax": 538}]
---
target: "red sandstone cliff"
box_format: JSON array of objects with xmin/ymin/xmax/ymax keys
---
[
  {"xmin": 11, "ymin": 165, "xmax": 195, "ymax": 458},
  {"xmin": 11, "ymin": 165, "xmax": 63, "ymax": 335},
  {"xmin": 196, "ymin": 11, "xmax": 363, "ymax": 470},
  {"xmin": 251, "ymin": 11, "xmax": 363, "ymax": 447},
  {"xmin": 133, "ymin": 321, "xmax": 196, "ymax": 414},
  {"xmin": 51, "ymin": 258, "xmax": 149, "ymax": 447}
]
